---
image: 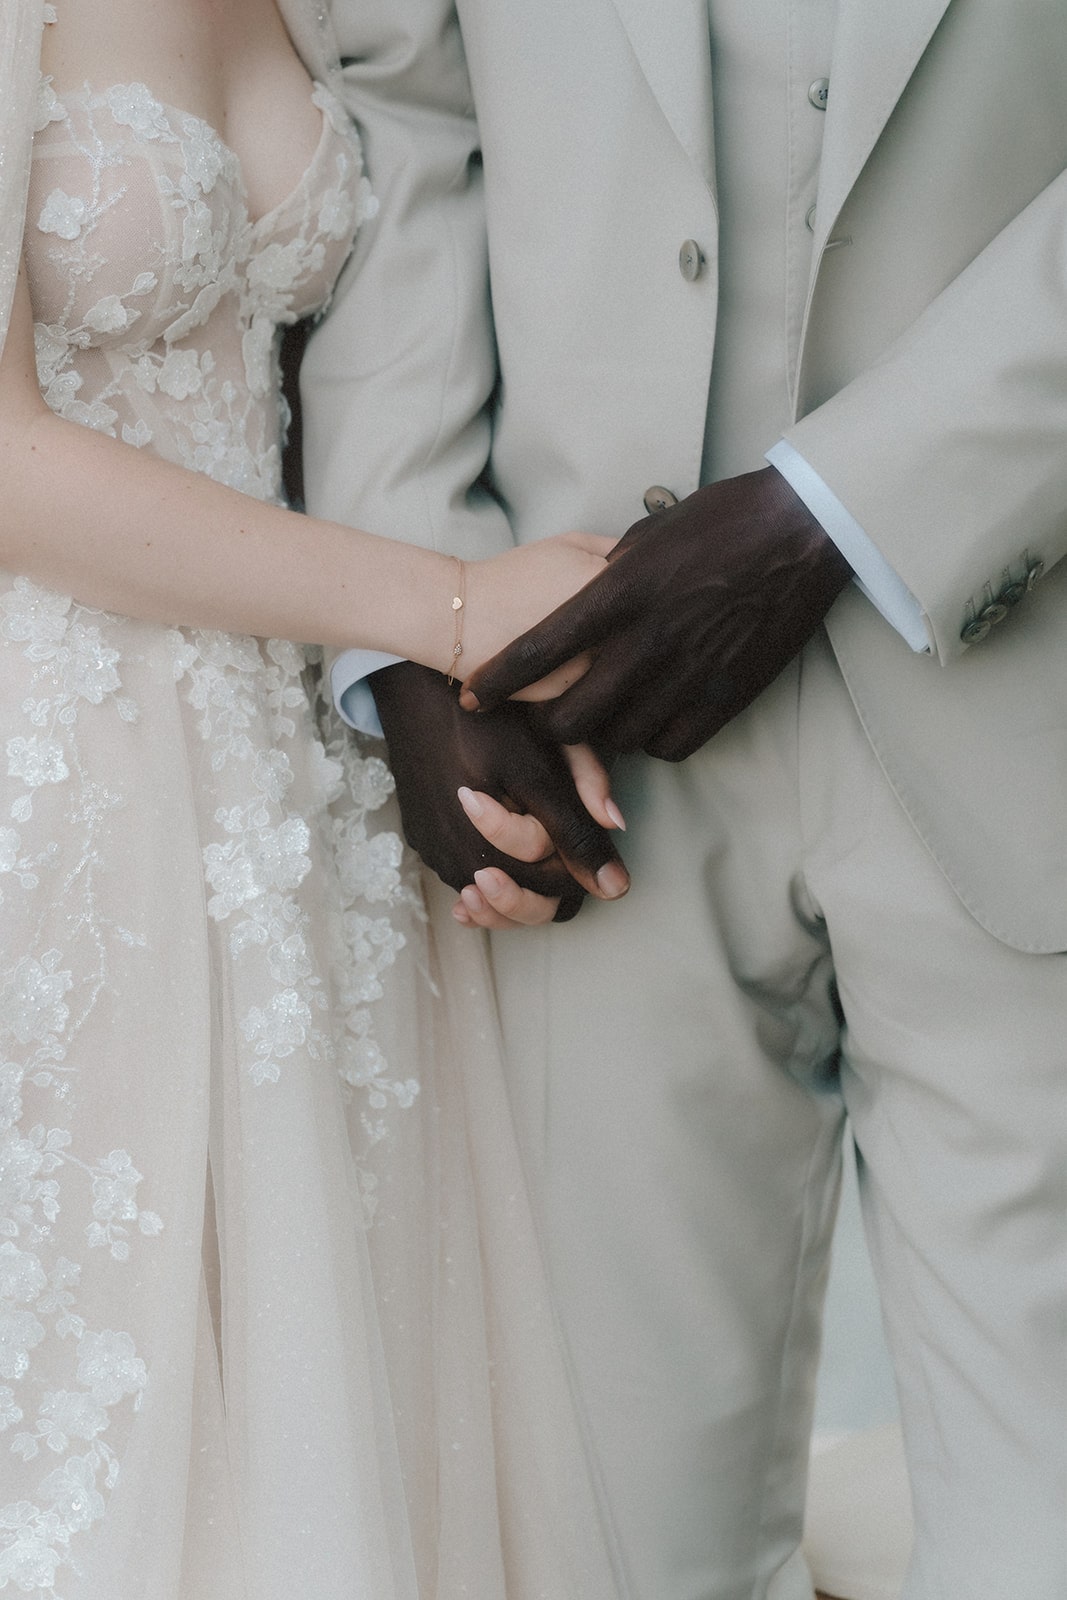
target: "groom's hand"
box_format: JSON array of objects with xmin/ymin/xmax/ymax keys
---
[
  {"xmin": 463, "ymin": 467, "xmax": 852, "ymax": 762},
  {"xmin": 369, "ymin": 661, "xmax": 627, "ymax": 922}
]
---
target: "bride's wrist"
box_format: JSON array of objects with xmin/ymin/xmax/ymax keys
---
[
  {"xmin": 446, "ymin": 556, "xmax": 467, "ymax": 684},
  {"xmin": 454, "ymin": 554, "xmax": 504, "ymax": 678},
  {"xmin": 394, "ymin": 547, "xmax": 500, "ymax": 679},
  {"xmin": 373, "ymin": 547, "xmax": 471, "ymax": 678}
]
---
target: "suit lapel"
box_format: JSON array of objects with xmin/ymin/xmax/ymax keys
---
[
  {"xmin": 607, "ymin": 0, "xmax": 953, "ymax": 224},
  {"xmin": 812, "ymin": 0, "xmax": 953, "ymax": 246},
  {"xmin": 608, "ymin": 0, "xmax": 717, "ymax": 193}
]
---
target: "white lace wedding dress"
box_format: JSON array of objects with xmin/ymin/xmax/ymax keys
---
[{"xmin": 0, "ymin": 36, "xmax": 623, "ymax": 1600}]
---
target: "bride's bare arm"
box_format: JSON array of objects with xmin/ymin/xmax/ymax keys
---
[{"xmin": 0, "ymin": 264, "xmax": 610, "ymax": 666}]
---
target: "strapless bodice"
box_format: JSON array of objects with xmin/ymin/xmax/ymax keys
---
[{"xmin": 24, "ymin": 78, "xmax": 371, "ymax": 498}]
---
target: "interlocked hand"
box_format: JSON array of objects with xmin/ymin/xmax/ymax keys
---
[
  {"xmin": 463, "ymin": 467, "xmax": 853, "ymax": 761},
  {"xmin": 371, "ymin": 661, "xmax": 627, "ymax": 921}
]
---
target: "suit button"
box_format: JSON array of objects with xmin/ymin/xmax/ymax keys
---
[
  {"xmin": 808, "ymin": 78, "xmax": 830, "ymax": 110},
  {"xmin": 805, "ymin": 203, "xmax": 817, "ymax": 232},
  {"xmin": 643, "ymin": 485, "xmax": 678, "ymax": 514},
  {"xmin": 678, "ymin": 240, "xmax": 705, "ymax": 281},
  {"xmin": 1026, "ymin": 559, "xmax": 1046, "ymax": 589},
  {"xmin": 961, "ymin": 618, "xmax": 991, "ymax": 644},
  {"xmin": 980, "ymin": 600, "xmax": 1009, "ymax": 626},
  {"xmin": 1000, "ymin": 580, "xmax": 1027, "ymax": 607}
]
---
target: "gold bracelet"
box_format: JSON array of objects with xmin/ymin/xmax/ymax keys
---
[{"xmin": 447, "ymin": 556, "xmax": 466, "ymax": 685}]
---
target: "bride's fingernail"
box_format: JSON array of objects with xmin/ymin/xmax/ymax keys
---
[
  {"xmin": 462, "ymin": 884, "xmax": 488, "ymax": 914},
  {"xmin": 596, "ymin": 862, "xmax": 629, "ymax": 900},
  {"xmin": 605, "ymin": 799, "xmax": 627, "ymax": 831},
  {"xmin": 474, "ymin": 868, "xmax": 503, "ymax": 897},
  {"xmin": 457, "ymin": 786, "xmax": 484, "ymax": 819}
]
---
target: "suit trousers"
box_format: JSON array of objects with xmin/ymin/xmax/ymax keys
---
[{"xmin": 490, "ymin": 628, "xmax": 1066, "ymax": 1600}]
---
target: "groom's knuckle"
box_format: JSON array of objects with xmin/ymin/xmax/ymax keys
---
[
  {"xmin": 546, "ymin": 703, "xmax": 591, "ymax": 745},
  {"xmin": 519, "ymin": 857, "xmax": 567, "ymax": 898},
  {"xmin": 530, "ymin": 699, "xmax": 572, "ymax": 742},
  {"xmin": 554, "ymin": 811, "xmax": 604, "ymax": 865},
  {"xmin": 510, "ymin": 635, "xmax": 550, "ymax": 682}
]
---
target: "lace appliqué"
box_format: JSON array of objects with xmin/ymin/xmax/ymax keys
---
[
  {"xmin": 1, "ymin": 57, "xmax": 410, "ymax": 1586},
  {"xmin": 28, "ymin": 79, "xmax": 368, "ymax": 500},
  {"xmin": 172, "ymin": 632, "xmax": 420, "ymax": 1137},
  {"xmin": 170, "ymin": 628, "xmax": 334, "ymax": 1087},
  {"xmin": 318, "ymin": 694, "xmax": 421, "ymax": 1121},
  {"xmin": 0, "ymin": 577, "xmax": 161, "ymax": 1589}
]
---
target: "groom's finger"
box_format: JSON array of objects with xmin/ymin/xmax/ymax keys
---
[
  {"xmin": 369, "ymin": 660, "xmax": 595, "ymax": 907},
  {"xmin": 502, "ymin": 748, "xmax": 629, "ymax": 907},
  {"xmin": 462, "ymin": 517, "xmax": 661, "ymax": 713},
  {"xmin": 525, "ymin": 625, "xmax": 666, "ymax": 748},
  {"xmin": 461, "ymin": 573, "xmax": 631, "ymax": 713},
  {"xmin": 509, "ymin": 651, "xmax": 594, "ymax": 705}
]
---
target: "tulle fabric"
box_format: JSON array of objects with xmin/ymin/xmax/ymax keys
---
[{"xmin": 0, "ymin": 663, "xmax": 623, "ymax": 1596}]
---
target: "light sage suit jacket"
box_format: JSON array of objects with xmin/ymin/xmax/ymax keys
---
[{"xmin": 304, "ymin": 0, "xmax": 1067, "ymax": 954}]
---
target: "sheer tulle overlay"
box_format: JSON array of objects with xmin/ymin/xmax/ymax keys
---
[{"xmin": 0, "ymin": 53, "xmax": 623, "ymax": 1600}]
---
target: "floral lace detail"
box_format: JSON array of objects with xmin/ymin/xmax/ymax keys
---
[
  {"xmin": 0, "ymin": 1028, "xmax": 160, "ymax": 1587},
  {"xmin": 168, "ymin": 628, "xmax": 336, "ymax": 1087},
  {"xmin": 0, "ymin": 62, "xmax": 397, "ymax": 1588},
  {"xmin": 318, "ymin": 695, "xmax": 422, "ymax": 1151},
  {"xmin": 171, "ymin": 630, "xmax": 420, "ymax": 1130},
  {"xmin": 0, "ymin": 579, "xmax": 135, "ymax": 954},
  {"xmin": 26, "ymin": 78, "xmax": 368, "ymax": 498},
  {"xmin": 0, "ymin": 602, "xmax": 419, "ymax": 1572},
  {"xmin": 0, "ymin": 568, "xmax": 161, "ymax": 1587}
]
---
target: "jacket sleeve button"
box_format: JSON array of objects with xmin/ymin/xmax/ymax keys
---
[
  {"xmin": 678, "ymin": 240, "xmax": 705, "ymax": 281},
  {"xmin": 961, "ymin": 618, "xmax": 992, "ymax": 644}
]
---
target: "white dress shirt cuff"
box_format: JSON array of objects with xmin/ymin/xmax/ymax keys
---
[
  {"xmin": 766, "ymin": 439, "xmax": 931, "ymax": 653},
  {"xmin": 330, "ymin": 648, "xmax": 404, "ymax": 737}
]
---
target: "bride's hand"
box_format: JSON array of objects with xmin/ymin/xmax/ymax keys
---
[
  {"xmin": 450, "ymin": 745, "xmax": 627, "ymax": 930},
  {"xmin": 461, "ymin": 534, "xmax": 612, "ymax": 702}
]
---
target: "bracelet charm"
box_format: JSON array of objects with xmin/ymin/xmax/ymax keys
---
[{"xmin": 447, "ymin": 558, "xmax": 466, "ymax": 685}]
